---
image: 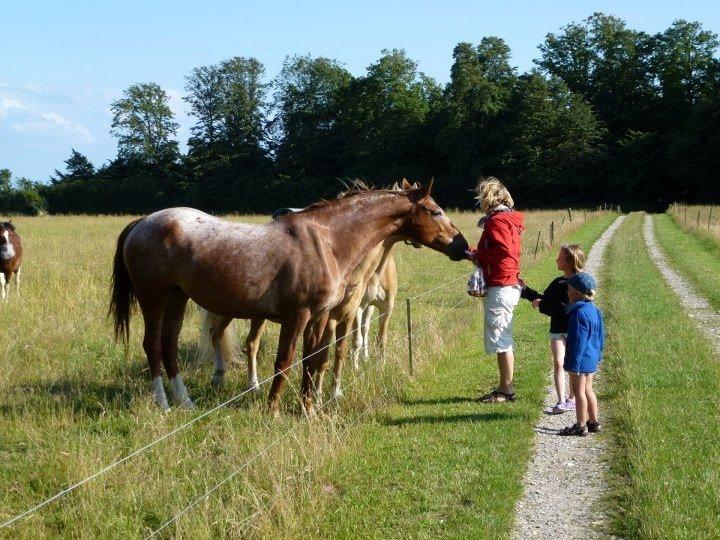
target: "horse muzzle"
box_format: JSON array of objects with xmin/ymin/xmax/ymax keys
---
[{"xmin": 445, "ymin": 233, "xmax": 469, "ymax": 261}]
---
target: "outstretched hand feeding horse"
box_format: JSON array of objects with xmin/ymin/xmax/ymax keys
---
[{"xmin": 109, "ymin": 179, "xmax": 468, "ymax": 416}]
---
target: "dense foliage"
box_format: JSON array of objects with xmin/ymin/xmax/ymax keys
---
[{"xmin": 3, "ymin": 13, "xmax": 718, "ymax": 215}]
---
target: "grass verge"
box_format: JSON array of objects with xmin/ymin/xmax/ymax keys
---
[
  {"xmin": 601, "ymin": 212, "xmax": 720, "ymax": 539},
  {"xmin": 654, "ymin": 212, "xmax": 720, "ymax": 310}
]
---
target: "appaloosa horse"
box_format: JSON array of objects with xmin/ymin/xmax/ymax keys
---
[
  {"xmin": 0, "ymin": 221, "xmax": 22, "ymax": 301},
  {"xmin": 110, "ymin": 180, "xmax": 468, "ymax": 415}
]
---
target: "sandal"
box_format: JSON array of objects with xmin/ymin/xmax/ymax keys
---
[
  {"xmin": 587, "ymin": 421, "xmax": 602, "ymax": 433},
  {"xmin": 559, "ymin": 423, "xmax": 588, "ymax": 437},
  {"xmin": 479, "ymin": 389, "xmax": 516, "ymax": 403}
]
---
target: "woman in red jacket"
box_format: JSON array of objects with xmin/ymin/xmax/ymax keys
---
[{"xmin": 469, "ymin": 178, "xmax": 525, "ymax": 403}]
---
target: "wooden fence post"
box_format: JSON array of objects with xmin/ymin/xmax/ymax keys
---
[
  {"xmin": 550, "ymin": 221, "xmax": 555, "ymax": 244},
  {"xmin": 709, "ymin": 206, "xmax": 714, "ymax": 230},
  {"xmin": 534, "ymin": 230, "xmax": 541, "ymax": 259},
  {"xmin": 684, "ymin": 205, "xmax": 688, "ymax": 223},
  {"xmin": 697, "ymin": 209, "xmax": 701, "ymax": 229},
  {"xmin": 405, "ymin": 298, "xmax": 414, "ymax": 376},
  {"xmin": 567, "ymin": 208, "xmax": 573, "ymax": 222},
  {"xmin": 584, "ymin": 210, "xmax": 587, "ymax": 222}
]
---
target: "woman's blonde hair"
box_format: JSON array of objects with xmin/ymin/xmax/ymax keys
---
[
  {"xmin": 475, "ymin": 177, "xmax": 514, "ymax": 214},
  {"xmin": 562, "ymin": 244, "xmax": 586, "ymax": 274}
]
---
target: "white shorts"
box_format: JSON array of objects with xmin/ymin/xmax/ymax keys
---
[{"xmin": 483, "ymin": 285, "xmax": 521, "ymax": 354}]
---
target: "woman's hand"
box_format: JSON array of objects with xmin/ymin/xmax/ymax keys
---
[{"xmin": 531, "ymin": 299, "xmax": 542, "ymax": 310}]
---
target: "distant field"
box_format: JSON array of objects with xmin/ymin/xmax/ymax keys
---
[{"xmin": 0, "ymin": 208, "xmax": 603, "ymax": 537}]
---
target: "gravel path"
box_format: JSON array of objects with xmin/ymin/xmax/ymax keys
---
[
  {"xmin": 643, "ymin": 214, "xmax": 720, "ymax": 353},
  {"xmin": 512, "ymin": 215, "xmax": 626, "ymax": 540}
]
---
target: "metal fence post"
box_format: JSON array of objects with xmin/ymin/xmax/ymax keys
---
[{"xmin": 405, "ymin": 298, "xmax": 414, "ymax": 375}]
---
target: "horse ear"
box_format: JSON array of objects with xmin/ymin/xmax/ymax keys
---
[
  {"xmin": 401, "ymin": 178, "xmax": 412, "ymax": 190},
  {"xmin": 418, "ymin": 178, "xmax": 434, "ymax": 198}
]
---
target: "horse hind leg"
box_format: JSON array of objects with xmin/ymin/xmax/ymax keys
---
[
  {"xmin": 314, "ymin": 319, "xmax": 337, "ymax": 408},
  {"xmin": 160, "ymin": 287, "xmax": 194, "ymax": 409},
  {"xmin": 137, "ymin": 290, "xmax": 171, "ymax": 410},
  {"xmin": 376, "ymin": 298, "xmax": 394, "ymax": 363},
  {"xmin": 14, "ymin": 267, "xmax": 20, "ymax": 296},
  {"xmin": 332, "ymin": 319, "xmax": 352, "ymax": 401},
  {"xmin": 244, "ymin": 318, "xmax": 267, "ymax": 392}
]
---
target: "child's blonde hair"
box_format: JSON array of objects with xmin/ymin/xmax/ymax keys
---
[
  {"xmin": 562, "ymin": 244, "xmax": 586, "ymax": 274},
  {"xmin": 475, "ymin": 177, "xmax": 514, "ymax": 214}
]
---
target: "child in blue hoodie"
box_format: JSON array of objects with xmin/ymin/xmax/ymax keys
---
[{"xmin": 559, "ymin": 272, "xmax": 605, "ymax": 437}]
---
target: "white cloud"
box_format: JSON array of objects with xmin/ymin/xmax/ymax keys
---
[{"xmin": 0, "ymin": 91, "xmax": 95, "ymax": 143}]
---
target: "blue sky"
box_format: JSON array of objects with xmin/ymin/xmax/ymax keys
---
[{"xmin": 1, "ymin": 0, "xmax": 718, "ymax": 182}]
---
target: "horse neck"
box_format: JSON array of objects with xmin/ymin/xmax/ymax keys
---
[
  {"xmin": 318, "ymin": 193, "xmax": 410, "ymax": 274},
  {"xmin": 373, "ymin": 240, "xmax": 397, "ymax": 277}
]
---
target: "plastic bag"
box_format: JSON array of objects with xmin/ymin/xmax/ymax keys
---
[{"xmin": 467, "ymin": 266, "xmax": 487, "ymax": 297}]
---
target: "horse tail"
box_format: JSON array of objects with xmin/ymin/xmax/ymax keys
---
[
  {"xmin": 196, "ymin": 308, "xmax": 238, "ymax": 365},
  {"xmin": 109, "ymin": 218, "xmax": 142, "ymax": 345}
]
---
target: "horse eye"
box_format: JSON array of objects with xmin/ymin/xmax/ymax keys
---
[{"xmin": 431, "ymin": 210, "xmax": 442, "ymax": 217}]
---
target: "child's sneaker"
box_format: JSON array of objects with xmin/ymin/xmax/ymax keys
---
[
  {"xmin": 587, "ymin": 421, "xmax": 602, "ymax": 433},
  {"xmin": 564, "ymin": 398, "xmax": 576, "ymax": 411},
  {"xmin": 550, "ymin": 401, "xmax": 568, "ymax": 414}
]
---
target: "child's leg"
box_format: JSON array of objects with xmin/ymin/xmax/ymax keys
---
[
  {"xmin": 571, "ymin": 373, "xmax": 588, "ymax": 426},
  {"xmin": 550, "ymin": 338, "xmax": 565, "ymax": 403},
  {"xmin": 586, "ymin": 373, "xmax": 598, "ymax": 423}
]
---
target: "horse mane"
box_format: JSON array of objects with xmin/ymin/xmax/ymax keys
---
[{"xmin": 293, "ymin": 180, "xmax": 401, "ymax": 216}]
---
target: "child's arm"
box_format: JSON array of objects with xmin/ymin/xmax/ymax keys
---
[
  {"xmin": 520, "ymin": 285, "xmax": 542, "ymax": 302},
  {"xmin": 567, "ymin": 311, "xmax": 591, "ymax": 363}
]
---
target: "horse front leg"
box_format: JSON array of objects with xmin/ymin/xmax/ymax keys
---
[
  {"xmin": 352, "ymin": 306, "xmax": 364, "ymax": 369},
  {"xmin": 313, "ymin": 319, "xmax": 336, "ymax": 409},
  {"xmin": 244, "ymin": 318, "xmax": 267, "ymax": 392},
  {"xmin": 332, "ymin": 318, "xmax": 352, "ymax": 401},
  {"xmin": 376, "ymin": 298, "xmax": 394, "ymax": 363},
  {"xmin": 301, "ymin": 312, "xmax": 330, "ymax": 418},
  {"xmin": 267, "ymin": 310, "xmax": 311, "ymax": 418},
  {"xmin": 0, "ymin": 272, "xmax": 6, "ymax": 301},
  {"xmin": 209, "ymin": 315, "xmax": 234, "ymax": 388}
]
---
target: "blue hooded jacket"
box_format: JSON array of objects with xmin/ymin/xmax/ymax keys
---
[{"xmin": 564, "ymin": 300, "xmax": 605, "ymax": 373}]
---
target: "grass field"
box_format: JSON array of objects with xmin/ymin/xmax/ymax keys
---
[
  {"xmin": 0, "ymin": 208, "xmax": 605, "ymax": 538},
  {"xmin": 602, "ymin": 213, "xmax": 720, "ymax": 539},
  {"xmin": 667, "ymin": 204, "xmax": 720, "ymax": 246}
]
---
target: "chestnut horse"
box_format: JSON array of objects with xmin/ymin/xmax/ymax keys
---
[
  {"xmin": 199, "ymin": 235, "xmax": 399, "ymax": 404},
  {"xmin": 0, "ymin": 221, "xmax": 22, "ymax": 301},
  {"xmin": 110, "ymin": 180, "xmax": 468, "ymax": 415}
]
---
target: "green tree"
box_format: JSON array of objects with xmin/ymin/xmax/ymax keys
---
[
  {"xmin": 110, "ymin": 83, "xmax": 180, "ymax": 164},
  {"xmin": 51, "ymin": 149, "xmax": 95, "ymax": 184},
  {"xmin": 499, "ymin": 73, "xmax": 607, "ymax": 203},
  {"xmin": 271, "ymin": 55, "xmax": 352, "ymax": 199}
]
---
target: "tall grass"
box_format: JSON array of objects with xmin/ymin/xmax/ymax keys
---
[
  {"xmin": 602, "ymin": 213, "xmax": 720, "ymax": 539},
  {"xmin": 0, "ymin": 208, "xmax": 606, "ymax": 537},
  {"xmin": 667, "ymin": 203, "xmax": 720, "ymax": 247}
]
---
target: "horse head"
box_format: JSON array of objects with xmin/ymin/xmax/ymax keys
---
[
  {"xmin": 398, "ymin": 179, "xmax": 468, "ymax": 261},
  {"xmin": 0, "ymin": 221, "xmax": 17, "ymax": 260}
]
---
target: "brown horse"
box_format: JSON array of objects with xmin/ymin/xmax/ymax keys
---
[
  {"xmin": 110, "ymin": 180, "xmax": 468, "ymax": 414},
  {"xmin": 0, "ymin": 221, "xmax": 22, "ymax": 301}
]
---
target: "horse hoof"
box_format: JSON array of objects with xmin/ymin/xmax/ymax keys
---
[
  {"xmin": 210, "ymin": 375, "xmax": 225, "ymax": 388},
  {"xmin": 246, "ymin": 382, "xmax": 261, "ymax": 393},
  {"xmin": 179, "ymin": 399, "xmax": 196, "ymax": 410}
]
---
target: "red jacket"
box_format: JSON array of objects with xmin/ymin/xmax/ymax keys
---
[{"xmin": 472, "ymin": 209, "xmax": 525, "ymax": 287}]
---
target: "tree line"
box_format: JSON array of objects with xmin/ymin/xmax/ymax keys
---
[{"xmin": 2, "ymin": 13, "xmax": 718, "ymax": 215}]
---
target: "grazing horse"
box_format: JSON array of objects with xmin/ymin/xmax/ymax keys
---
[
  {"xmin": 110, "ymin": 180, "xmax": 468, "ymax": 415},
  {"xmin": 0, "ymin": 221, "xmax": 22, "ymax": 301}
]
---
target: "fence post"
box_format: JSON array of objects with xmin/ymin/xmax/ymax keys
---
[
  {"xmin": 684, "ymin": 205, "xmax": 688, "ymax": 223},
  {"xmin": 697, "ymin": 209, "xmax": 701, "ymax": 229},
  {"xmin": 584, "ymin": 210, "xmax": 587, "ymax": 222},
  {"xmin": 405, "ymin": 298, "xmax": 414, "ymax": 376},
  {"xmin": 534, "ymin": 230, "xmax": 541, "ymax": 259},
  {"xmin": 550, "ymin": 221, "xmax": 555, "ymax": 244},
  {"xmin": 561, "ymin": 217, "xmax": 566, "ymax": 227},
  {"xmin": 709, "ymin": 206, "xmax": 714, "ymax": 230},
  {"xmin": 567, "ymin": 208, "xmax": 573, "ymax": 222}
]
